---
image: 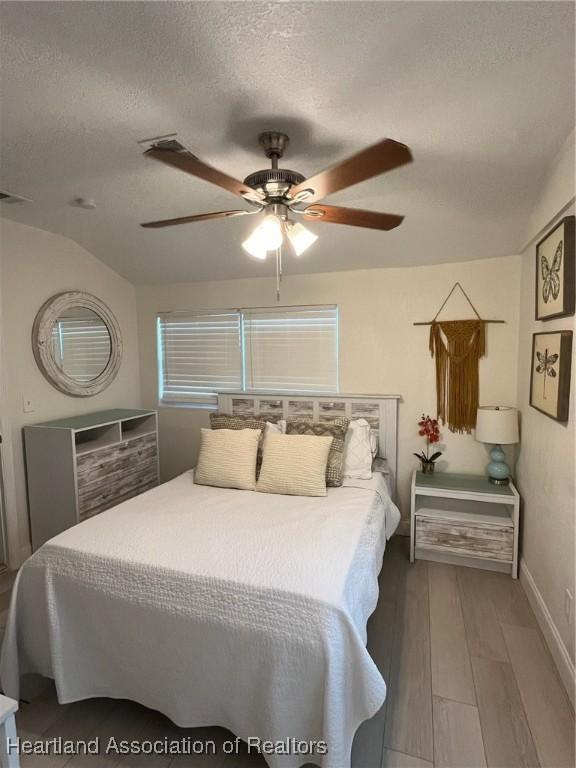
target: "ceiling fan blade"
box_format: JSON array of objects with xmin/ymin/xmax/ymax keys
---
[
  {"xmin": 289, "ymin": 139, "xmax": 412, "ymax": 204},
  {"xmin": 145, "ymin": 147, "xmax": 264, "ymax": 203},
  {"xmin": 141, "ymin": 210, "xmax": 255, "ymax": 229},
  {"xmin": 302, "ymin": 204, "xmax": 404, "ymax": 231}
]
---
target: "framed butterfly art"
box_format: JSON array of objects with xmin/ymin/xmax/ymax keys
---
[
  {"xmin": 530, "ymin": 331, "xmax": 573, "ymax": 422},
  {"xmin": 535, "ymin": 215, "xmax": 575, "ymax": 320}
]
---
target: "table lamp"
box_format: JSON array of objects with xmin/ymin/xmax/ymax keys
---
[{"xmin": 475, "ymin": 406, "xmax": 519, "ymax": 485}]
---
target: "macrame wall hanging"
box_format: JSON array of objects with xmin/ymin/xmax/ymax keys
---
[{"xmin": 414, "ymin": 283, "xmax": 504, "ymax": 434}]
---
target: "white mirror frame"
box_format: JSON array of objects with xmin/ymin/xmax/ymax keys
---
[{"xmin": 32, "ymin": 291, "xmax": 122, "ymax": 397}]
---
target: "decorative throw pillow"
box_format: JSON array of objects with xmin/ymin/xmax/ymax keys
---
[
  {"xmin": 264, "ymin": 419, "xmax": 286, "ymax": 437},
  {"xmin": 343, "ymin": 418, "xmax": 373, "ymax": 479},
  {"xmin": 369, "ymin": 429, "xmax": 379, "ymax": 458},
  {"xmin": 210, "ymin": 412, "xmax": 269, "ymax": 474},
  {"xmin": 209, "ymin": 412, "xmax": 267, "ymax": 433},
  {"xmin": 256, "ymin": 433, "xmax": 333, "ymax": 497},
  {"xmin": 285, "ymin": 417, "xmax": 349, "ymax": 487},
  {"xmin": 195, "ymin": 428, "xmax": 260, "ymax": 491}
]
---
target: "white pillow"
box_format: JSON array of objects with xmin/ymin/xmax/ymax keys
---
[
  {"xmin": 256, "ymin": 433, "xmax": 332, "ymax": 497},
  {"xmin": 343, "ymin": 418, "xmax": 373, "ymax": 479},
  {"xmin": 369, "ymin": 429, "xmax": 379, "ymax": 458},
  {"xmin": 195, "ymin": 428, "xmax": 260, "ymax": 491},
  {"xmin": 264, "ymin": 419, "xmax": 286, "ymax": 436}
]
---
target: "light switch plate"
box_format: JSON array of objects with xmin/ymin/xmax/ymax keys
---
[{"xmin": 22, "ymin": 396, "xmax": 34, "ymax": 413}]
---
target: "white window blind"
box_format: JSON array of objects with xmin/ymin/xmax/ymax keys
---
[
  {"xmin": 158, "ymin": 312, "xmax": 242, "ymax": 404},
  {"xmin": 50, "ymin": 308, "xmax": 111, "ymax": 383},
  {"xmin": 158, "ymin": 305, "xmax": 339, "ymax": 405},
  {"xmin": 243, "ymin": 306, "xmax": 339, "ymax": 393}
]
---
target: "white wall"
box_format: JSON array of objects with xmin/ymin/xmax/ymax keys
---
[
  {"xmin": 515, "ymin": 130, "xmax": 576, "ymax": 682},
  {"xmin": 0, "ymin": 219, "xmax": 142, "ymax": 565},
  {"xmin": 137, "ymin": 255, "xmax": 521, "ymax": 520}
]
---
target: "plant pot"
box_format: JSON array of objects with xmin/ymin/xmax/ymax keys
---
[{"xmin": 421, "ymin": 461, "xmax": 435, "ymax": 474}]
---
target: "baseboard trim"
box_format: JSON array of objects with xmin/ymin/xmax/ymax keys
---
[{"xmin": 520, "ymin": 558, "xmax": 575, "ymax": 707}]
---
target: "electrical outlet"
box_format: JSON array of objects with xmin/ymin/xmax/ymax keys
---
[
  {"xmin": 565, "ymin": 589, "xmax": 574, "ymax": 626},
  {"xmin": 22, "ymin": 395, "xmax": 34, "ymax": 413}
]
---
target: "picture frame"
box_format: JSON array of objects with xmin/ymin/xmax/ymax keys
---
[
  {"xmin": 535, "ymin": 215, "xmax": 575, "ymax": 321},
  {"xmin": 530, "ymin": 331, "xmax": 572, "ymax": 422}
]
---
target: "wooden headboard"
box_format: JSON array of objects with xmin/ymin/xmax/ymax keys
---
[{"xmin": 217, "ymin": 392, "xmax": 400, "ymax": 499}]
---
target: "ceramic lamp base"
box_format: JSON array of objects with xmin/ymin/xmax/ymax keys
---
[{"xmin": 486, "ymin": 444, "xmax": 510, "ymax": 485}]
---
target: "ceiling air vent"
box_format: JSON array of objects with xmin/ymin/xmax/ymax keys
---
[{"xmin": 0, "ymin": 190, "xmax": 32, "ymax": 204}]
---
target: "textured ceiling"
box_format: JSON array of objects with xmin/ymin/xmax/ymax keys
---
[{"xmin": 0, "ymin": 1, "xmax": 574, "ymax": 284}]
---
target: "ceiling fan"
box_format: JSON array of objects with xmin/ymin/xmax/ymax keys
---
[{"xmin": 140, "ymin": 131, "xmax": 412, "ymax": 291}]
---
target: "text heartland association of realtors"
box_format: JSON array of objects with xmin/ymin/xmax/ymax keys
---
[{"xmin": 8, "ymin": 736, "xmax": 329, "ymax": 758}]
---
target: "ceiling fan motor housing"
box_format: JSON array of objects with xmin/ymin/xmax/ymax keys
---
[
  {"xmin": 242, "ymin": 131, "xmax": 306, "ymax": 202},
  {"xmin": 243, "ymin": 168, "xmax": 305, "ymax": 201}
]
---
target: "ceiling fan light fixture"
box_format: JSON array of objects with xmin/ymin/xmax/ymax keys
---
[
  {"xmin": 285, "ymin": 221, "xmax": 318, "ymax": 256},
  {"xmin": 241, "ymin": 229, "xmax": 268, "ymax": 260},
  {"xmin": 259, "ymin": 214, "xmax": 283, "ymax": 249},
  {"xmin": 242, "ymin": 214, "xmax": 283, "ymax": 259}
]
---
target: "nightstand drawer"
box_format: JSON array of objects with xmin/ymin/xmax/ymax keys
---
[{"xmin": 415, "ymin": 515, "xmax": 514, "ymax": 561}]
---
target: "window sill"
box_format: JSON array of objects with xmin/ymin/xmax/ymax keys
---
[{"xmin": 158, "ymin": 401, "xmax": 218, "ymax": 411}]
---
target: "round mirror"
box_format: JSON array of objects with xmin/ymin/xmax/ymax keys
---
[
  {"xmin": 50, "ymin": 307, "xmax": 112, "ymax": 382},
  {"xmin": 33, "ymin": 292, "xmax": 122, "ymax": 396}
]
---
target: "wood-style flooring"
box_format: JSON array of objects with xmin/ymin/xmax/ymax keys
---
[{"xmin": 4, "ymin": 537, "xmax": 575, "ymax": 768}]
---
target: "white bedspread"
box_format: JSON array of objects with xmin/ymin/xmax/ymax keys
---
[{"xmin": 1, "ymin": 471, "xmax": 399, "ymax": 768}]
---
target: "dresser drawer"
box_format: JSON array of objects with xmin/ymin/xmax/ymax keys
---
[
  {"xmin": 79, "ymin": 480, "xmax": 158, "ymax": 522},
  {"xmin": 77, "ymin": 453, "xmax": 157, "ymax": 496},
  {"xmin": 76, "ymin": 433, "xmax": 157, "ymax": 482},
  {"xmin": 415, "ymin": 516, "xmax": 514, "ymax": 562},
  {"xmin": 78, "ymin": 462, "xmax": 159, "ymax": 520}
]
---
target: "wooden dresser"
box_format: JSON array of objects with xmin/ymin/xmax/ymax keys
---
[{"xmin": 25, "ymin": 409, "xmax": 159, "ymax": 550}]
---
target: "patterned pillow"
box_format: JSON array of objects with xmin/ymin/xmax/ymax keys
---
[
  {"xmin": 285, "ymin": 417, "xmax": 350, "ymax": 487},
  {"xmin": 343, "ymin": 418, "xmax": 373, "ymax": 479},
  {"xmin": 209, "ymin": 412, "xmax": 268, "ymax": 432}
]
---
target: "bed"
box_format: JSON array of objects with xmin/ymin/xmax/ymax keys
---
[{"xmin": 1, "ymin": 393, "xmax": 400, "ymax": 768}]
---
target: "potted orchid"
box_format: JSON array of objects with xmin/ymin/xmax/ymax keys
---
[{"xmin": 414, "ymin": 414, "xmax": 442, "ymax": 474}]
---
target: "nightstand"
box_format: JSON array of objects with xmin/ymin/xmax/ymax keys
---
[{"xmin": 410, "ymin": 470, "xmax": 520, "ymax": 578}]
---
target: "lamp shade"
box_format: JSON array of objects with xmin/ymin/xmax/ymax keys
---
[
  {"xmin": 285, "ymin": 221, "xmax": 318, "ymax": 256},
  {"xmin": 475, "ymin": 406, "xmax": 519, "ymax": 445}
]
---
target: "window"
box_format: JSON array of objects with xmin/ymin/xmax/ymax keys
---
[
  {"xmin": 243, "ymin": 306, "xmax": 338, "ymax": 393},
  {"xmin": 158, "ymin": 305, "xmax": 338, "ymax": 405},
  {"xmin": 158, "ymin": 312, "xmax": 242, "ymax": 405}
]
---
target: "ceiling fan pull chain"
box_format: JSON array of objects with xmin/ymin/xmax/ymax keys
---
[{"xmin": 275, "ymin": 246, "xmax": 283, "ymax": 302}]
